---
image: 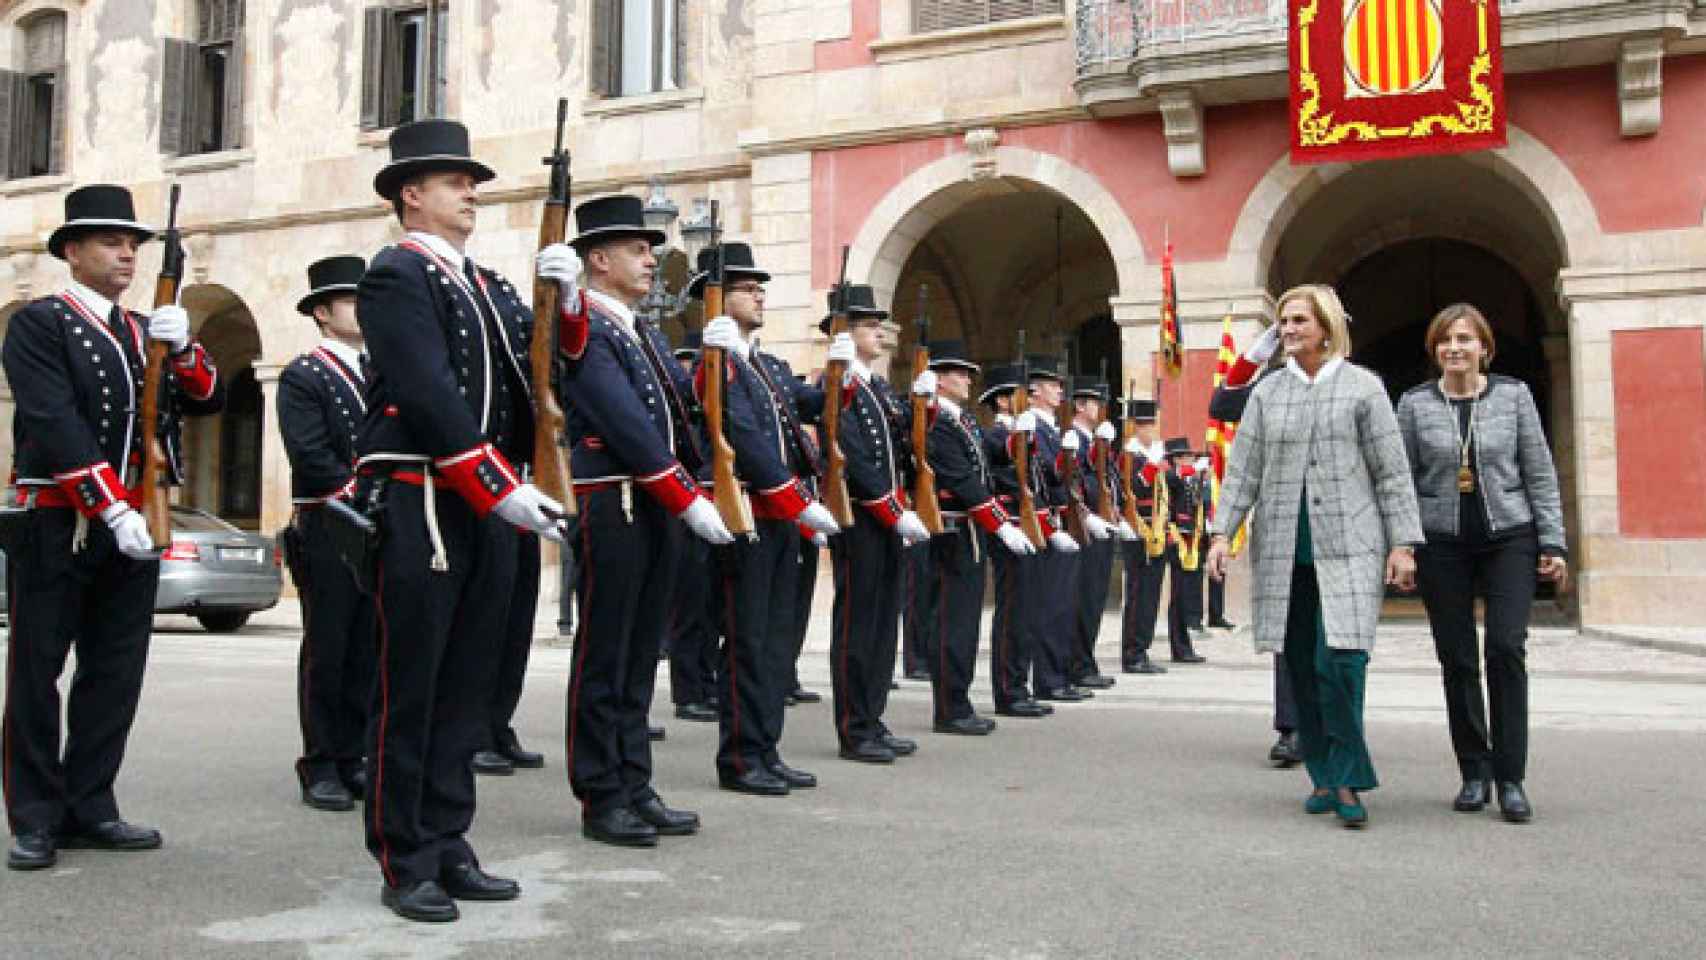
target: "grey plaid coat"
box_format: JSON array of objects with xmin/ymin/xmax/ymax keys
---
[{"xmin": 1211, "ymin": 360, "xmax": 1423, "ymax": 654}]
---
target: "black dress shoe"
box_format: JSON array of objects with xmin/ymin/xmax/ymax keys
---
[
  {"xmin": 1268, "ymin": 731, "xmax": 1301, "ymax": 768},
  {"xmin": 1076, "ymin": 674, "xmax": 1116, "ymax": 689},
  {"xmin": 7, "ymin": 831, "xmax": 56, "ymax": 871},
  {"xmin": 674, "ymin": 702, "xmax": 718, "ymax": 722},
  {"xmin": 790, "ymin": 687, "xmax": 822, "ymax": 704},
  {"xmin": 302, "ymin": 778, "xmax": 356, "ymax": 812},
  {"xmin": 342, "ymin": 765, "xmax": 369, "ymax": 800},
  {"xmin": 582, "ymin": 807, "xmax": 659, "ymax": 847},
  {"xmin": 498, "ymin": 738, "xmax": 545, "ymax": 769},
  {"xmin": 60, "ymin": 820, "xmax": 162, "ymax": 851},
  {"xmin": 1209, "ymin": 619, "xmax": 1236, "ymax": 629},
  {"xmin": 934, "ymin": 715, "xmax": 995, "ymax": 735},
  {"xmin": 1453, "ymin": 779, "xmax": 1493, "ymax": 812},
  {"xmin": 878, "ymin": 733, "xmax": 918, "ymax": 756},
  {"xmin": 1171, "ymin": 652, "xmax": 1207, "ymax": 664},
  {"xmin": 839, "ymin": 740, "xmax": 897, "ymax": 763},
  {"xmin": 381, "ymin": 880, "xmax": 460, "ymax": 922},
  {"xmin": 1069, "ymin": 686, "xmax": 1098, "ymax": 699},
  {"xmin": 995, "ymin": 701, "xmax": 1048, "ymax": 718},
  {"xmin": 1497, "ymin": 781, "xmax": 1532, "ymax": 823},
  {"xmin": 648, "ymin": 725, "xmax": 666, "ymax": 742},
  {"xmin": 768, "ymin": 761, "xmax": 817, "ymax": 789},
  {"xmin": 720, "ymin": 768, "xmax": 790, "ymax": 796},
  {"xmin": 1038, "ymin": 687, "xmax": 1086, "ymax": 702},
  {"xmin": 442, "ymin": 862, "xmax": 521, "ymax": 900},
  {"xmin": 633, "ymin": 797, "xmax": 701, "ymax": 834},
  {"xmin": 471, "ymin": 750, "xmax": 515, "ymax": 776},
  {"xmin": 904, "ymin": 668, "xmax": 931, "ymax": 682},
  {"xmin": 1123, "ymin": 660, "xmax": 1168, "ymax": 674}
]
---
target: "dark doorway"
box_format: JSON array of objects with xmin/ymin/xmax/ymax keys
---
[{"xmin": 219, "ymin": 367, "xmax": 263, "ymax": 525}]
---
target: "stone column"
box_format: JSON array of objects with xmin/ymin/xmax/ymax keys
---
[
  {"xmin": 254, "ymin": 362, "xmax": 290, "ymax": 537},
  {"xmin": 749, "ymin": 150, "xmax": 817, "ymax": 372}
]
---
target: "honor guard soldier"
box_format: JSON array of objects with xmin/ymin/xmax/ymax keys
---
[
  {"xmin": 979, "ymin": 367, "xmax": 1054, "ymax": 719},
  {"xmin": 280, "ymin": 255, "xmax": 376, "ymax": 813},
  {"xmin": 551, "ymin": 195, "xmax": 734, "ymax": 848},
  {"xmin": 689, "ymin": 242, "xmax": 840, "ymax": 795},
  {"xmin": 356, "ymin": 120, "xmax": 566, "ymax": 921},
  {"xmin": 1022, "ymin": 357, "xmax": 1087, "ymax": 703},
  {"xmin": 3, "ymin": 184, "xmax": 223, "ymax": 871},
  {"xmin": 920, "ymin": 343, "xmax": 1035, "ymax": 734},
  {"xmin": 824, "ymin": 285, "xmax": 933, "ymax": 764},
  {"xmin": 666, "ymin": 331, "xmax": 721, "ymax": 725},
  {"xmin": 1066, "ymin": 382, "xmax": 1124, "ymax": 689},
  {"xmin": 1161, "ymin": 438, "xmax": 1209, "ymax": 664},
  {"xmin": 1117, "ymin": 400, "xmax": 1170, "ymax": 674}
]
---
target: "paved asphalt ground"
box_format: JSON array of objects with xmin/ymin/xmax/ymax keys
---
[{"xmin": 2, "ymin": 612, "xmax": 1704, "ymax": 959}]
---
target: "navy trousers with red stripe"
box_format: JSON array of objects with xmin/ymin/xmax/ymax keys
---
[
  {"xmin": 487, "ymin": 531, "xmax": 539, "ymax": 751},
  {"xmin": 1120, "ymin": 541, "xmax": 1167, "ymax": 666},
  {"xmin": 292, "ymin": 507, "xmax": 377, "ymax": 788},
  {"xmin": 714, "ymin": 518, "xmax": 799, "ymax": 778},
  {"xmin": 566, "ymin": 488, "xmax": 680, "ymax": 817},
  {"xmin": 1030, "ymin": 547, "xmax": 1075, "ymax": 693},
  {"xmin": 787, "ymin": 539, "xmax": 819, "ymax": 692},
  {"xmin": 3, "ymin": 508, "xmax": 157, "ymax": 836},
  {"xmin": 668, "ymin": 537, "xmax": 719, "ymax": 707},
  {"xmin": 928, "ymin": 527, "xmax": 986, "ymax": 723},
  {"xmin": 828, "ymin": 511, "xmax": 902, "ymax": 749},
  {"xmin": 365, "ymin": 483, "xmax": 514, "ymax": 889},
  {"xmin": 901, "ymin": 540, "xmax": 936, "ymax": 677},
  {"xmin": 988, "ymin": 543, "xmax": 1034, "ymax": 710},
  {"xmin": 1070, "ymin": 536, "xmax": 1116, "ymax": 681}
]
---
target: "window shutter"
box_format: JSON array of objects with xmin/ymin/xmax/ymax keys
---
[
  {"xmin": 160, "ymin": 38, "xmax": 198, "ymax": 155},
  {"xmin": 587, "ymin": 0, "xmax": 619, "ymax": 97},
  {"xmin": 360, "ymin": 6, "xmax": 390, "ymax": 129},
  {"xmin": 916, "ymin": 0, "xmax": 1062, "ymax": 32},
  {"xmin": 222, "ymin": 25, "xmax": 245, "ymax": 148},
  {"xmin": 48, "ymin": 67, "xmax": 66, "ymax": 174},
  {"xmin": 427, "ymin": 1, "xmax": 447, "ymax": 118},
  {"xmin": 671, "ymin": 0, "xmax": 686, "ymax": 91},
  {"xmin": 0, "ymin": 69, "xmax": 23, "ymax": 179}
]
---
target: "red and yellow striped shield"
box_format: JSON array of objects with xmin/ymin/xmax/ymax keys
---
[{"xmin": 1343, "ymin": 0, "xmax": 1445, "ymax": 97}]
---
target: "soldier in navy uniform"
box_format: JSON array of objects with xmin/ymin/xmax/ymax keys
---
[
  {"xmin": 1065, "ymin": 382, "xmax": 1124, "ymax": 689},
  {"xmin": 355, "ymin": 120, "xmax": 567, "ymax": 921},
  {"xmin": 689, "ymin": 242, "xmax": 840, "ymax": 795},
  {"xmin": 1117, "ymin": 400, "xmax": 1169, "ymax": 674},
  {"xmin": 666, "ymin": 331, "xmax": 720, "ymax": 725},
  {"xmin": 279, "ymin": 255, "xmax": 376, "ymax": 813},
  {"xmin": 979, "ymin": 368, "xmax": 1048, "ymax": 719},
  {"xmin": 1023, "ymin": 358, "xmax": 1089, "ymax": 703},
  {"xmin": 3, "ymin": 185, "xmax": 223, "ymax": 871},
  {"xmin": 920, "ymin": 343, "xmax": 1036, "ymax": 734},
  {"xmin": 824, "ymin": 285, "xmax": 933, "ymax": 763},
  {"xmin": 552, "ymin": 195, "xmax": 734, "ymax": 847},
  {"xmin": 1161, "ymin": 438, "xmax": 1209, "ymax": 664}
]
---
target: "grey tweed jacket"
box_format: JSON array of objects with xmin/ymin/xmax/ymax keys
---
[{"xmin": 1212, "ymin": 359, "xmax": 1423, "ymax": 654}]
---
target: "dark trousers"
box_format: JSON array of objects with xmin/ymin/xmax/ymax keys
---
[
  {"xmin": 3, "ymin": 509, "xmax": 158, "ymax": 836},
  {"xmin": 714, "ymin": 519, "xmax": 800, "ymax": 776},
  {"xmin": 366, "ymin": 483, "xmax": 515, "ymax": 888},
  {"xmin": 828, "ymin": 511, "xmax": 901, "ymax": 748},
  {"xmin": 1071, "ymin": 536, "xmax": 1115, "ymax": 680},
  {"xmin": 488, "ymin": 532, "xmax": 539, "ymax": 750},
  {"xmin": 1120, "ymin": 542, "xmax": 1166, "ymax": 666},
  {"xmin": 556, "ymin": 539, "xmax": 577, "ymax": 635},
  {"xmin": 290, "ymin": 508, "xmax": 377, "ymax": 787},
  {"xmin": 1030, "ymin": 547, "xmax": 1074, "ymax": 692},
  {"xmin": 668, "ymin": 538, "xmax": 718, "ymax": 706},
  {"xmin": 1164, "ymin": 545, "xmax": 1203, "ymax": 660},
  {"xmin": 988, "ymin": 540, "xmax": 1035, "ymax": 710},
  {"xmin": 1274, "ymin": 654, "xmax": 1297, "ymax": 733},
  {"xmin": 1417, "ymin": 534, "xmax": 1538, "ymax": 783},
  {"xmin": 901, "ymin": 540, "xmax": 936, "ymax": 677},
  {"xmin": 788, "ymin": 538, "xmax": 819, "ymax": 691},
  {"xmin": 1284, "ymin": 562, "xmax": 1377, "ymax": 792},
  {"xmin": 566, "ymin": 488, "xmax": 681, "ymax": 817},
  {"xmin": 1207, "ymin": 574, "xmax": 1226, "ymax": 624},
  {"xmin": 928, "ymin": 528, "xmax": 986, "ymax": 723}
]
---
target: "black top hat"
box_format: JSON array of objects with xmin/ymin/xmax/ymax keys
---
[
  {"xmin": 47, "ymin": 184, "xmax": 157, "ymax": 260},
  {"xmin": 570, "ymin": 195, "xmax": 667, "ymax": 251},
  {"xmin": 977, "ymin": 363, "xmax": 1022, "ymax": 408},
  {"xmin": 372, "ymin": 119, "xmax": 496, "ymax": 200},
  {"xmin": 674, "ymin": 330, "xmax": 702, "ymax": 360},
  {"xmin": 686, "ymin": 242, "xmax": 771, "ymax": 300},
  {"xmin": 1072, "ymin": 380, "xmax": 1109, "ymax": 401},
  {"xmin": 817, "ymin": 284, "xmax": 888, "ymax": 335},
  {"xmin": 925, "ymin": 340, "xmax": 979, "ymax": 374},
  {"xmin": 1025, "ymin": 355, "xmax": 1064, "ymax": 384},
  {"xmin": 296, "ymin": 255, "xmax": 367, "ymax": 317},
  {"xmin": 1124, "ymin": 398, "xmax": 1158, "ymax": 423},
  {"xmin": 1163, "ymin": 437, "xmax": 1196, "ymax": 458}
]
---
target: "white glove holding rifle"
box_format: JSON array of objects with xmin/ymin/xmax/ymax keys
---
[
  {"xmin": 536, "ymin": 243, "xmax": 584, "ymax": 312},
  {"xmin": 995, "ymin": 524, "xmax": 1035, "ymax": 555},
  {"xmin": 101, "ymin": 503, "xmax": 155, "ymax": 559}
]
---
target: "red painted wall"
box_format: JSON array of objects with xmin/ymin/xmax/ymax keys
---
[
  {"xmin": 814, "ymin": 0, "xmax": 880, "ymax": 71},
  {"xmin": 1151, "ymin": 349, "xmax": 1221, "ymax": 447},
  {"xmin": 1611, "ymin": 328, "xmax": 1706, "ymax": 539}
]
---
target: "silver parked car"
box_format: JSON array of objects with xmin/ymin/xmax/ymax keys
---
[{"xmin": 0, "ymin": 505, "xmax": 282, "ymax": 633}]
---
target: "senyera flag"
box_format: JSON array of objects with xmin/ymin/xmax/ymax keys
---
[
  {"xmin": 1290, "ymin": 0, "xmax": 1505, "ymax": 164},
  {"xmin": 1159, "ymin": 239, "xmax": 1182, "ymax": 380},
  {"xmin": 1205, "ymin": 313, "xmax": 1249, "ymax": 554}
]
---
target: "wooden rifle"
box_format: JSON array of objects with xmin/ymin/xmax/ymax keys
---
[
  {"xmin": 1056, "ymin": 347, "xmax": 1089, "ymax": 545},
  {"xmin": 1093, "ymin": 358, "xmax": 1117, "ymax": 524},
  {"xmin": 818, "ymin": 246, "xmax": 854, "ymax": 526},
  {"xmin": 1010, "ymin": 331, "xmax": 1046, "ymax": 549},
  {"xmin": 139, "ymin": 184, "xmax": 182, "ymax": 547},
  {"xmin": 529, "ymin": 98, "xmax": 576, "ymax": 514},
  {"xmin": 909, "ymin": 284, "xmax": 942, "ymax": 534},
  {"xmin": 699, "ymin": 203, "xmax": 755, "ymax": 537}
]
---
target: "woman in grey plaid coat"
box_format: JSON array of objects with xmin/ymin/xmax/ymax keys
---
[{"xmin": 1206, "ymin": 284, "xmax": 1423, "ymax": 828}]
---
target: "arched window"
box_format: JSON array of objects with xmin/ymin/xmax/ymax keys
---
[
  {"xmin": 219, "ymin": 367, "xmax": 263, "ymax": 522},
  {"xmin": 0, "ymin": 11, "xmax": 68, "ymax": 179}
]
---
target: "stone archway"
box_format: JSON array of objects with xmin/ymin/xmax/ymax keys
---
[{"xmin": 179, "ymin": 283, "xmax": 264, "ymax": 528}]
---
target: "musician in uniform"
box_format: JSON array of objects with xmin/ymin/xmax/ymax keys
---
[
  {"xmin": 690, "ymin": 242, "xmax": 840, "ymax": 794},
  {"xmin": 355, "ymin": 120, "xmax": 567, "ymax": 920},
  {"xmin": 279, "ymin": 255, "xmax": 376, "ymax": 812},
  {"xmin": 1117, "ymin": 400, "xmax": 1169, "ymax": 674},
  {"xmin": 666, "ymin": 332, "xmax": 720, "ymax": 724},
  {"xmin": 824, "ymin": 285, "xmax": 933, "ymax": 763},
  {"xmin": 1023, "ymin": 357, "xmax": 1089, "ymax": 703},
  {"xmin": 551, "ymin": 194, "xmax": 734, "ymax": 847},
  {"xmin": 1065, "ymin": 382, "xmax": 1126, "ymax": 689},
  {"xmin": 1162, "ymin": 438, "xmax": 1209, "ymax": 664},
  {"xmin": 3, "ymin": 184, "xmax": 223, "ymax": 870}
]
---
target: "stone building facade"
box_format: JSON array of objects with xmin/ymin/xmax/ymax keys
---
[{"xmin": 2, "ymin": 0, "xmax": 1705, "ymax": 628}]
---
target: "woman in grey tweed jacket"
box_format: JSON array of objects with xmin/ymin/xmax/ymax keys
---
[{"xmin": 1206, "ymin": 284, "xmax": 1423, "ymax": 828}]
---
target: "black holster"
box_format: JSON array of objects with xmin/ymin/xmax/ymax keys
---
[{"xmin": 324, "ymin": 496, "xmax": 383, "ymax": 595}]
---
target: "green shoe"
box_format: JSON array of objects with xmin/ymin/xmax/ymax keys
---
[
  {"xmin": 1335, "ymin": 797, "xmax": 1368, "ymax": 828},
  {"xmin": 1304, "ymin": 792, "xmax": 1335, "ymax": 815}
]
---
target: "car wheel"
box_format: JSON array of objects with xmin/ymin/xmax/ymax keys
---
[{"xmin": 196, "ymin": 611, "xmax": 250, "ymax": 633}]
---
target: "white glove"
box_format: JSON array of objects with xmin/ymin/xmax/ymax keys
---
[
  {"xmin": 1095, "ymin": 421, "xmax": 1116, "ymax": 442},
  {"xmin": 798, "ymin": 501, "xmax": 840, "ymax": 537},
  {"xmin": 102, "ymin": 503, "xmax": 155, "ymax": 559},
  {"xmin": 492, "ymin": 484, "xmax": 566, "ymax": 542},
  {"xmin": 701, "ymin": 315, "xmax": 746, "ymax": 356},
  {"xmin": 1195, "ymin": 457, "xmax": 1211, "ymax": 473},
  {"xmin": 1014, "ymin": 411, "xmax": 1037, "ymax": 433},
  {"xmin": 681, "ymin": 497, "xmax": 736, "ymax": 545},
  {"xmin": 1084, "ymin": 514, "xmax": 1113, "ymax": 541},
  {"xmin": 1246, "ymin": 322, "xmax": 1281, "ymax": 365},
  {"xmin": 895, "ymin": 510, "xmax": 930, "ymax": 546},
  {"xmin": 1123, "ymin": 438, "xmax": 1142, "ymax": 456},
  {"xmin": 811, "ymin": 531, "xmax": 829, "ymax": 548},
  {"xmin": 148, "ymin": 304, "xmax": 190, "ymax": 353},
  {"xmin": 912, "ymin": 369, "xmax": 937, "ymax": 396},
  {"xmin": 1047, "ymin": 531, "xmax": 1080, "ymax": 554},
  {"xmin": 1117, "ymin": 520, "xmax": 1138, "ymax": 541},
  {"xmin": 995, "ymin": 524, "xmax": 1035, "ymax": 555},
  {"xmin": 827, "ymin": 332, "xmax": 855, "ymax": 364},
  {"xmin": 994, "ymin": 414, "xmax": 1014, "ymax": 429},
  {"xmin": 1061, "ymin": 430, "xmax": 1081, "ymax": 453},
  {"xmin": 536, "ymin": 243, "xmax": 583, "ymax": 290}
]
